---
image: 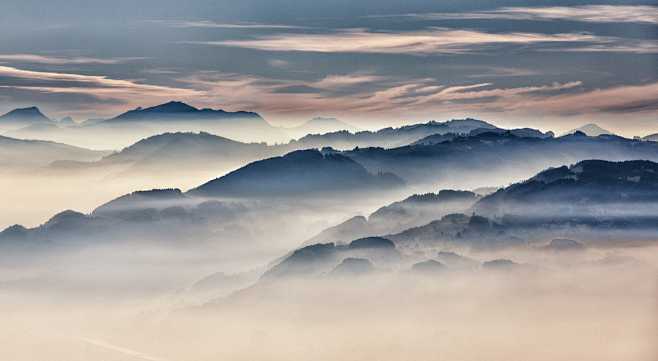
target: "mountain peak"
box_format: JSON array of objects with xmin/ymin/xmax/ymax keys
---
[
  {"xmin": 107, "ymin": 101, "xmax": 265, "ymax": 124},
  {"xmin": 0, "ymin": 106, "xmax": 51, "ymax": 122},
  {"xmin": 147, "ymin": 101, "xmax": 198, "ymax": 113},
  {"xmin": 565, "ymin": 123, "xmax": 613, "ymax": 137}
]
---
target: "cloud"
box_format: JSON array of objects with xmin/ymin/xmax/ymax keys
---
[
  {"xmin": 268, "ymin": 59, "xmax": 290, "ymax": 68},
  {"xmin": 510, "ymin": 82, "xmax": 658, "ymax": 116},
  {"xmin": 151, "ymin": 20, "xmax": 305, "ymax": 30},
  {"xmin": 177, "ymin": 69, "xmax": 658, "ymax": 127},
  {"xmin": 554, "ymin": 40, "xmax": 658, "ymax": 54},
  {"xmin": 0, "ymin": 54, "xmax": 143, "ymax": 65},
  {"xmin": 0, "ymin": 65, "xmax": 200, "ymax": 115},
  {"xmin": 191, "ymin": 28, "xmax": 596, "ymax": 55},
  {"xmin": 313, "ymin": 74, "xmax": 384, "ymax": 89},
  {"xmin": 397, "ymin": 5, "xmax": 658, "ymax": 25}
]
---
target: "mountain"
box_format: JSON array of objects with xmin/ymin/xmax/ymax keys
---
[
  {"xmin": 85, "ymin": 101, "xmax": 291, "ymax": 145},
  {"xmin": 93, "ymin": 188, "xmax": 187, "ymax": 217},
  {"xmin": 386, "ymin": 213, "xmax": 524, "ymax": 250},
  {"xmin": 482, "ymin": 259, "xmax": 519, "ymax": 270},
  {"xmin": 564, "ymin": 124, "xmax": 613, "ymax": 137},
  {"xmin": 411, "ymin": 127, "xmax": 554, "ymax": 146},
  {"xmin": 0, "ymin": 188, "xmax": 257, "ymax": 248},
  {"xmin": 382, "ymin": 160, "xmax": 658, "ymax": 250},
  {"xmin": 58, "ymin": 116, "xmax": 76, "ymax": 126},
  {"xmin": 0, "ymin": 135, "xmax": 109, "ymax": 167},
  {"xmin": 411, "ymin": 259, "xmax": 445, "ymax": 273},
  {"xmin": 284, "ymin": 117, "xmax": 360, "ymax": 138},
  {"xmin": 304, "ymin": 190, "xmax": 484, "ymax": 249},
  {"xmin": 473, "ymin": 159, "xmax": 658, "ymax": 220},
  {"xmin": 330, "ymin": 258, "xmax": 374, "ymax": 277},
  {"xmin": 0, "ymin": 106, "xmax": 52, "ymax": 126},
  {"xmin": 261, "ymin": 236, "xmax": 399, "ymax": 281},
  {"xmin": 189, "ymin": 149, "xmax": 404, "ymax": 198},
  {"xmin": 95, "ymin": 131, "xmax": 277, "ymax": 175},
  {"xmin": 342, "ymin": 131, "xmax": 658, "ymax": 189},
  {"xmin": 305, "ymin": 190, "xmax": 483, "ymax": 246},
  {"xmin": 290, "ymin": 118, "xmax": 498, "ymax": 150},
  {"xmin": 436, "ymin": 251, "xmax": 479, "ymax": 269},
  {"xmin": 642, "ymin": 133, "xmax": 658, "ymax": 142},
  {"xmin": 105, "ymin": 101, "xmax": 264, "ymax": 124}
]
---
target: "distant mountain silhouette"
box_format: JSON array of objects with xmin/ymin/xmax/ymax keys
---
[
  {"xmin": 0, "ymin": 134, "xmax": 109, "ymax": 167},
  {"xmin": 285, "ymin": 116, "xmax": 360, "ymax": 138},
  {"xmin": 290, "ymin": 118, "xmax": 498, "ymax": 149},
  {"xmin": 412, "ymin": 127, "xmax": 554, "ymax": 146},
  {"xmin": 96, "ymin": 131, "xmax": 276, "ymax": 175},
  {"xmin": 305, "ymin": 190, "xmax": 481, "ymax": 245},
  {"xmin": 0, "ymin": 106, "xmax": 52, "ymax": 125},
  {"xmin": 105, "ymin": 101, "xmax": 264, "ymax": 124},
  {"xmin": 386, "ymin": 213, "xmax": 524, "ymax": 250},
  {"xmin": 411, "ymin": 259, "xmax": 445, "ymax": 273},
  {"xmin": 105, "ymin": 132, "xmax": 270, "ymax": 163},
  {"xmin": 58, "ymin": 116, "xmax": 76, "ymax": 126},
  {"xmin": 348, "ymin": 237, "xmax": 396, "ymax": 250},
  {"xmin": 330, "ymin": 257, "xmax": 374, "ymax": 276},
  {"xmin": 482, "ymin": 259, "xmax": 519, "ymax": 270},
  {"xmin": 564, "ymin": 123, "xmax": 613, "ymax": 137},
  {"xmin": 436, "ymin": 251, "xmax": 479, "ymax": 269},
  {"xmin": 343, "ymin": 131, "xmax": 658, "ymax": 188},
  {"xmin": 84, "ymin": 101, "xmax": 291, "ymax": 145},
  {"xmin": 261, "ymin": 243, "xmax": 339, "ymax": 280},
  {"xmin": 260, "ymin": 237, "xmax": 399, "ymax": 281},
  {"xmin": 93, "ymin": 188, "xmax": 187, "ymax": 217},
  {"xmin": 189, "ymin": 149, "xmax": 404, "ymax": 198}
]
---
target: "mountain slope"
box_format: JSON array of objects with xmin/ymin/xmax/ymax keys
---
[
  {"xmin": 305, "ymin": 189, "xmax": 480, "ymax": 245},
  {"xmin": 285, "ymin": 117, "xmax": 360, "ymax": 138},
  {"xmin": 100, "ymin": 131, "xmax": 276, "ymax": 172},
  {"xmin": 0, "ymin": 135, "xmax": 109, "ymax": 167},
  {"xmin": 105, "ymin": 101, "xmax": 264, "ymax": 124},
  {"xmin": 290, "ymin": 118, "xmax": 498, "ymax": 150},
  {"xmin": 343, "ymin": 131, "xmax": 658, "ymax": 189},
  {"xmin": 564, "ymin": 124, "xmax": 613, "ymax": 137},
  {"xmin": 189, "ymin": 149, "xmax": 404, "ymax": 198},
  {"xmin": 473, "ymin": 159, "xmax": 658, "ymax": 219},
  {"xmin": 0, "ymin": 106, "xmax": 51, "ymax": 125}
]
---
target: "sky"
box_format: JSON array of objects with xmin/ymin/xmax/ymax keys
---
[{"xmin": 0, "ymin": 0, "xmax": 656, "ymax": 135}]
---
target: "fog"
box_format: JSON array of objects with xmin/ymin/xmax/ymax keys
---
[
  {"xmin": 2, "ymin": 126, "xmax": 658, "ymax": 361},
  {"xmin": 1, "ymin": 243, "xmax": 656, "ymax": 361}
]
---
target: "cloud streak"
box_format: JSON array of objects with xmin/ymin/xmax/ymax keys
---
[
  {"xmin": 0, "ymin": 54, "xmax": 143, "ymax": 65},
  {"xmin": 396, "ymin": 5, "xmax": 658, "ymax": 25},
  {"xmin": 152, "ymin": 20, "xmax": 305, "ymax": 30},
  {"xmin": 0, "ymin": 65, "xmax": 200, "ymax": 115},
  {"xmin": 176, "ymin": 69, "xmax": 658, "ymax": 126},
  {"xmin": 191, "ymin": 28, "xmax": 596, "ymax": 55}
]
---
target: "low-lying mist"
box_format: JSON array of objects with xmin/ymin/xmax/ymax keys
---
[{"xmin": 1, "ymin": 244, "xmax": 656, "ymax": 361}]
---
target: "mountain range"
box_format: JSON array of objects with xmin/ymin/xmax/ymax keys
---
[
  {"xmin": 305, "ymin": 189, "xmax": 481, "ymax": 246},
  {"xmin": 104, "ymin": 101, "xmax": 264, "ymax": 125},
  {"xmin": 0, "ymin": 134, "xmax": 109, "ymax": 168},
  {"xmin": 4, "ymin": 156, "xmax": 658, "ymax": 288},
  {"xmin": 189, "ymin": 149, "xmax": 404, "ymax": 198},
  {"xmin": 251, "ymin": 159, "xmax": 658, "ymax": 285},
  {"xmin": 343, "ymin": 131, "xmax": 658, "ymax": 189},
  {"xmin": 290, "ymin": 118, "xmax": 499, "ymax": 150}
]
